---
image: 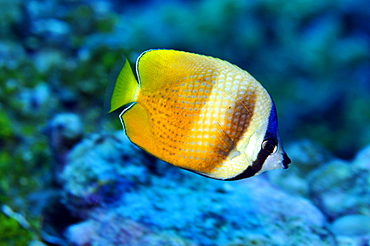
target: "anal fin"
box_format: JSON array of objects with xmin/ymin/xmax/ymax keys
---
[{"xmin": 121, "ymin": 103, "xmax": 157, "ymax": 154}]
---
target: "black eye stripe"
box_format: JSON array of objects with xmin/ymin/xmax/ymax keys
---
[{"xmin": 226, "ymin": 146, "xmax": 270, "ymax": 180}]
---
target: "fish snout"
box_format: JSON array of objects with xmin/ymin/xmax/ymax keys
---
[{"xmin": 281, "ymin": 153, "xmax": 291, "ymax": 169}]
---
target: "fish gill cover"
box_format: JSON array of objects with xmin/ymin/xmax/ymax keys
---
[{"xmin": 0, "ymin": 0, "xmax": 369, "ymax": 245}]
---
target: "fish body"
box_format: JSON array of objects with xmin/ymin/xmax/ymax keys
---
[{"xmin": 108, "ymin": 49, "xmax": 290, "ymax": 180}]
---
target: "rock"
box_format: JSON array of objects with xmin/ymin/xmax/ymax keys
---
[
  {"xmin": 334, "ymin": 236, "xmax": 370, "ymax": 246},
  {"xmin": 18, "ymin": 83, "xmax": 52, "ymax": 115},
  {"xmin": 285, "ymin": 140, "xmax": 333, "ymax": 175},
  {"xmin": 61, "ymin": 132, "xmax": 151, "ymax": 218},
  {"xmin": 61, "ymin": 132, "xmax": 335, "ymax": 246},
  {"xmin": 308, "ymin": 156, "xmax": 370, "ymax": 219},
  {"xmin": 46, "ymin": 113, "xmax": 83, "ymax": 180},
  {"xmin": 65, "ymin": 211, "xmax": 195, "ymax": 246},
  {"xmin": 268, "ymin": 140, "xmax": 333, "ymax": 196},
  {"xmin": 330, "ymin": 214, "xmax": 370, "ymax": 236},
  {"xmin": 28, "ymin": 241, "xmax": 48, "ymax": 246},
  {"xmin": 48, "ymin": 114, "xmax": 83, "ymax": 145},
  {"xmin": 353, "ymin": 145, "xmax": 370, "ymax": 169},
  {"xmin": 330, "ymin": 214, "xmax": 370, "ymax": 246}
]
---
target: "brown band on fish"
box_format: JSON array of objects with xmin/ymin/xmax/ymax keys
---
[
  {"xmin": 200, "ymin": 88, "xmax": 257, "ymax": 172},
  {"xmin": 225, "ymin": 101, "xmax": 290, "ymax": 180},
  {"xmin": 210, "ymin": 92, "xmax": 256, "ymax": 163},
  {"xmin": 226, "ymin": 102, "xmax": 278, "ymax": 180}
]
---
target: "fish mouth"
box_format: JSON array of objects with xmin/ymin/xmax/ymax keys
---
[{"xmin": 281, "ymin": 153, "xmax": 291, "ymax": 169}]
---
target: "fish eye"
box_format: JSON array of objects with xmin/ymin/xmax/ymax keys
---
[{"xmin": 261, "ymin": 139, "xmax": 277, "ymax": 154}]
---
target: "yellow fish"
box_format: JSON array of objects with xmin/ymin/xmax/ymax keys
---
[{"xmin": 108, "ymin": 49, "xmax": 290, "ymax": 180}]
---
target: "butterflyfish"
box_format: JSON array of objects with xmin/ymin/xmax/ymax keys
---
[{"xmin": 107, "ymin": 49, "xmax": 291, "ymax": 180}]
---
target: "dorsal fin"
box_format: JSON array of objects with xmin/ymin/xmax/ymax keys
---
[{"xmin": 105, "ymin": 56, "xmax": 139, "ymax": 113}]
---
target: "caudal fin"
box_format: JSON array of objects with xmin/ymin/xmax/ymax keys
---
[{"xmin": 105, "ymin": 57, "xmax": 139, "ymax": 113}]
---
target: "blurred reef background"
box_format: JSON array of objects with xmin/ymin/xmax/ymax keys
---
[{"xmin": 0, "ymin": 0, "xmax": 370, "ymax": 245}]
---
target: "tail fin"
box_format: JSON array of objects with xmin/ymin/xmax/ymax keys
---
[{"xmin": 105, "ymin": 57, "xmax": 139, "ymax": 113}]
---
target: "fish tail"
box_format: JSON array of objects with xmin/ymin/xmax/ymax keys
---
[{"xmin": 105, "ymin": 57, "xmax": 139, "ymax": 113}]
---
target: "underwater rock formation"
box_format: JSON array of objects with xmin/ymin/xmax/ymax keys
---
[
  {"xmin": 308, "ymin": 145, "xmax": 370, "ymax": 220},
  {"xmin": 65, "ymin": 212, "xmax": 196, "ymax": 246},
  {"xmin": 268, "ymin": 140, "xmax": 333, "ymax": 196},
  {"xmin": 269, "ymin": 140, "xmax": 370, "ymax": 245},
  {"xmin": 60, "ymin": 132, "xmax": 336, "ymax": 246},
  {"xmin": 330, "ymin": 214, "xmax": 370, "ymax": 246},
  {"xmin": 46, "ymin": 113, "xmax": 84, "ymax": 182},
  {"xmin": 60, "ymin": 131, "xmax": 151, "ymax": 218}
]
